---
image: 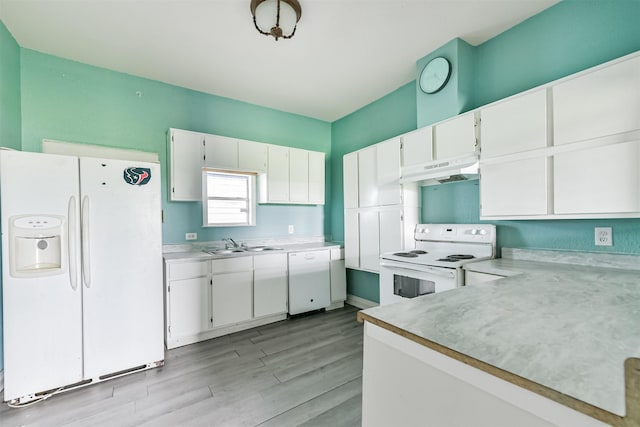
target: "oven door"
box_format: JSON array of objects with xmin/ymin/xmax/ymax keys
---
[{"xmin": 379, "ymin": 260, "xmax": 458, "ymax": 306}]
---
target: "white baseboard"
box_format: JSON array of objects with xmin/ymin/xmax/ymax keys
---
[{"xmin": 346, "ymin": 294, "xmax": 378, "ymax": 310}]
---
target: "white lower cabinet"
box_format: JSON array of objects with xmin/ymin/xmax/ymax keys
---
[
  {"xmin": 164, "ymin": 259, "xmax": 211, "ymax": 348},
  {"xmin": 211, "ymin": 257, "xmax": 253, "ymax": 328},
  {"xmin": 328, "ymin": 248, "xmax": 347, "ymax": 310},
  {"xmin": 164, "ymin": 247, "xmax": 339, "ymax": 349},
  {"xmin": 253, "ymin": 253, "xmax": 288, "ymax": 317}
]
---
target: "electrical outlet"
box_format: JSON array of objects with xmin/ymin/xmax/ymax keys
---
[
  {"xmin": 185, "ymin": 232, "xmax": 197, "ymax": 241},
  {"xmin": 288, "ymin": 225, "xmax": 294, "ymax": 234},
  {"xmin": 594, "ymin": 227, "xmax": 612, "ymax": 246}
]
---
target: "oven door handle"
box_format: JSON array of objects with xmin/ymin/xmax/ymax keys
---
[{"xmin": 380, "ymin": 262, "xmax": 456, "ymax": 279}]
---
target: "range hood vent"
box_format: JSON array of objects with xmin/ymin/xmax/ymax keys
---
[{"xmin": 400, "ymin": 154, "xmax": 479, "ymax": 186}]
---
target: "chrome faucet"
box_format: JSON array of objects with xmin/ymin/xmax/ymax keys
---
[{"xmin": 223, "ymin": 237, "xmax": 240, "ymax": 249}]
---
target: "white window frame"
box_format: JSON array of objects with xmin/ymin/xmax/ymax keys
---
[{"xmin": 202, "ymin": 168, "xmax": 256, "ymax": 227}]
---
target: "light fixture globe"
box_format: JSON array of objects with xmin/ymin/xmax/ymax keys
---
[{"xmin": 250, "ymin": 0, "xmax": 302, "ymax": 41}]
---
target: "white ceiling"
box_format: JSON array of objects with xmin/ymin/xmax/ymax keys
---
[{"xmin": 0, "ymin": 0, "xmax": 559, "ymax": 122}]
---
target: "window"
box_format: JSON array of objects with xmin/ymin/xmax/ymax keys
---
[{"xmin": 202, "ymin": 169, "xmax": 256, "ymax": 227}]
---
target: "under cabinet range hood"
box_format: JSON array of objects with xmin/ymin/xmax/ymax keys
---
[{"xmin": 400, "ymin": 153, "xmax": 479, "ymax": 186}]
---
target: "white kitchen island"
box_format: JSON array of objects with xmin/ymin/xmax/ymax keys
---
[{"xmin": 358, "ymin": 249, "xmax": 640, "ymax": 427}]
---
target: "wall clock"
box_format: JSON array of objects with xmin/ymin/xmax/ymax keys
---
[{"xmin": 419, "ymin": 56, "xmax": 452, "ymax": 94}]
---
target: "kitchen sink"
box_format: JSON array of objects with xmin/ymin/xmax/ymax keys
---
[
  {"xmin": 203, "ymin": 246, "xmax": 283, "ymax": 256},
  {"xmin": 244, "ymin": 246, "xmax": 283, "ymax": 252}
]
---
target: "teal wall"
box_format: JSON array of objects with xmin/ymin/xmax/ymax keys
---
[
  {"xmin": 0, "ymin": 19, "xmax": 21, "ymax": 375},
  {"xmin": 416, "ymin": 38, "xmax": 475, "ymax": 127},
  {"xmin": 19, "ymin": 49, "xmax": 332, "ymax": 244},
  {"xmin": 332, "ymin": 0, "xmax": 640, "ymax": 302},
  {"xmin": 0, "ymin": 21, "xmax": 21, "ymax": 149}
]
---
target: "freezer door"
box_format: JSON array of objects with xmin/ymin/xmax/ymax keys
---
[
  {"xmin": 0, "ymin": 150, "xmax": 83, "ymax": 401},
  {"xmin": 79, "ymin": 157, "xmax": 164, "ymax": 379}
]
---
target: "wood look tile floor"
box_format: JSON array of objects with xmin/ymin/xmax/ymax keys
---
[{"xmin": 0, "ymin": 305, "xmax": 363, "ymax": 427}]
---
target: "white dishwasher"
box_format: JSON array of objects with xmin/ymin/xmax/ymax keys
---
[{"xmin": 288, "ymin": 249, "xmax": 331, "ymax": 315}]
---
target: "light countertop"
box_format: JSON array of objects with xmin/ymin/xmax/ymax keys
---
[
  {"xmin": 163, "ymin": 240, "xmax": 342, "ymax": 262},
  {"xmin": 358, "ymin": 248, "xmax": 640, "ymax": 426}
]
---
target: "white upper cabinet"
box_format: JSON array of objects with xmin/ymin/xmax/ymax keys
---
[
  {"xmin": 480, "ymin": 157, "xmax": 548, "ymax": 217},
  {"xmin": 434, "ymin": 112, "xmax": 477, "ymax": 159},
  {"xmin": 357, "ymin": 146, "xmax": 377, "ymax": 208},
  {"xmin": 554, "ymin": 140, "xmax": 640, "ymax": 214},
  {"xmin": 553, "ymin": 55, "xmax": 640, "ymax": 145},
  {"xmin": 376, "ymin": 138, "xmax": 402, "ymax": 206},
  {"xmin": 358, "ymin": 138, "xmax": 402, "ymax": 208},
  {"xmin": 263, "ymin": 145, "xmax": 290, "ymax": 203},
  {"xmin": 401, "ymin": 126, "xmax": 433, "ymax": 167},
  {"xmin": 308, "ymin": 151, "xmax": 325, "ymax": 205},
  {"xmin": 289, "ymin": 148, "xmax": 309, "ymax": 203},
  {"xmin": 168, "ymin": 128, "xmax": 324, "ymax": 205},
  {"xmin": 168, "ymin": 128, "xmax": 204, "ymax": 201},
  {"xmin": 238, "ymin": 139, "xmax": 267, "ymax": 173},
  {"xmin": 204, "ymin": 134, "xmax": 238, "ymax": 169},
  {"xmin": 343, "ymin": 153, "xmax": 359, "ymax": 209},
  {"xmin": 259, "ymin": 145, "xmax": 325, "ymax": 205},
  {"xmin": 480, "ymin": 89, "xmax": 548, "ymax": 158},
  {"xmin": 479, "ymin": 52, "xmax": 640, "ymax": 220}
]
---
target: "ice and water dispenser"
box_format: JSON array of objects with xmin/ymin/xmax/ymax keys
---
[{"xmin": 9, "ymin": 215, "xmax": 65, "ymax": 277}]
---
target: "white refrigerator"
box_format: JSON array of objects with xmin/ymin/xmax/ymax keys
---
[{"xmin": 0, "ymin": 150, "xmax": 164, "ymax": 403}]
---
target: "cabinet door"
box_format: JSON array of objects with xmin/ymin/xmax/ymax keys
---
[
  {"xmin": 168, "ymin": 277, "xmax": 211, "ymax": 338},
  {"xmin": 254, "ymin": 254, "xmax": 288, "ymax": 317},
  {"xmin": 266, "ymin": 145, "xmax": 290, "ymax": 202},
  {"xmin": 402, "ymin": 126, "xmax": 433, "ymax": 167},
  {"xmin": 358, "ymin": 146, "xmax": 378, "ymax": 208},
  {"xmin": 289, "ymin": 148, "xmax": 309, "ymax": 203},
  {"xmin": 554, "ymin": 140, "xmax": 640, "ymax": 214},
  {"xmin": 344, "ymin": 209, "xmax": 360, "ymax": 269},
  {"xmin": 308, "ymin": 151, "xmax": 325, "ymax": 205},
  {"xmin": 480, "ymin": 157, "xmax": 548, "ymax": 217},
  {"xmin": 376, "ymin": 138, "xmax": 402, "ymax": 206},
  {"xmin": 379, "ymin": 208, "xmax": 403, "ymax": 255},
  {"xmin": 481, "ymin": 89, "xmax": 548, "ymax": 158},
  {"xmin": 554, "ymin": 56, "xmax": 640, "ymax": 145},
  {"xmin": 359, "ymin": 210, "xmax": 380, "ymax": 272},
  {"xmin": 330, "ymin": 248, "xmax": 347, "ymax": 302},
  {"xmin": 169, "ymin": 129, "xmax": 204, "ymax": 201},
  {"xmin": 204, "ymin": 134, "xmax": 238, "ymax": 169},
  {"xmin": 211, "ymin": 271, "xmax": 253, "ymax": 328},
  {"xmin": 343, "ymin": 152, "xmax": 359, "ymax": 209},
  {"xmin": 434, "ymin": 112, "xmax": 477, "ymax": 159},
  {"xmin": 238, "ymin": 139, "xmax": 267, "ymax": 173}
]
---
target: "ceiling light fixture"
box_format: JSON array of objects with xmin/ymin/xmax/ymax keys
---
[{"xmin": 250, "ymin": 0, "xmax": 302, "ymax": 41}]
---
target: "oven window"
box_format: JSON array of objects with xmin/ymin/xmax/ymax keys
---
[{"xmin": 393, "ymin": 275, "xmax": 435, "ymax": 299}]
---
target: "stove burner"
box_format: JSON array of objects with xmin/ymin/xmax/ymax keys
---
[
  {"xmin": 393, "ymin": 252, "xmax": 418, "ymax": 258},
  {"xmin": 436, "ymin": 254, "xmax": 476, "ymax": 262},
  {"xmin": 447, "ymin": 254, "xmax": 475, "ymax": 260},
  {"xmin": 409, "ymin": 250, "xmax": 427, "ymax": 254}
]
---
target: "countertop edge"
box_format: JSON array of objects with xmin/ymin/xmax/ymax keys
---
[
  {"xmin": 357, "ymin": 310, "xmax": 632, "ymax": 427},
  {"xmin": 163, "ymin": 242, "xmax": 342, "ymax": 262}
]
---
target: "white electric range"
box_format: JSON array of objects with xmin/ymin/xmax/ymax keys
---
[{"xmin": 379, "ymin": 223, "xmax": 497, "ymax": 306}]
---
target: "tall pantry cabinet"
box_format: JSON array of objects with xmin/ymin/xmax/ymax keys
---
[{"xmin": 343, "ymin": 137, "xmax": 419, "ymax": 272}]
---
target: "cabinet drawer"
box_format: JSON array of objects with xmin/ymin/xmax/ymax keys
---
[
  {"xmin": 254, "ymin": 253, "xmax": 287, "ymax": 270},
  {"xmin": 212, "ymin": 256, "xmax": 253, "ymax": 274},
  {"xmin": 167, "ymin": 260, "xmax": 210, "ymax": 281}
]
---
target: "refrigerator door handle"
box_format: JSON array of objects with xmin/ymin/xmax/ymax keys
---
[
  {"xmin": 81, "ymin": 195, "xmax": 92, "ymax": 288},
  {"xmin": 68, "ymin": 196, "xmax": 78, "ymax": 290}
]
